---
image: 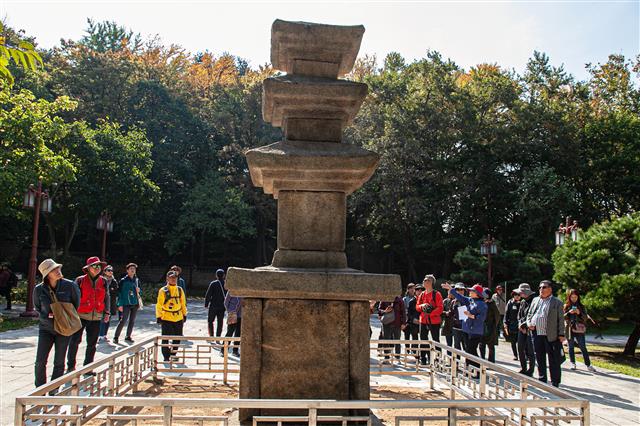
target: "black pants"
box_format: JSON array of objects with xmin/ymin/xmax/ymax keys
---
[
  {"xmin": 532, "ymin": 332, "xmax": 562, "ymax": 386},
  {"xmin": 419, "ymin": 323, "xmax": 440, "ymax": 364},
  {"xmin": 381, "ymin": 323, "xmax": 401, "ymax": 357},
  {"xmin": 208, "ymin": 309, "xmax": 225, "ymax": 337},
  {"xmin": 0, "ymin": 286, "xmax": 12, "ymax": 309},
  {"xmin": 509, "ymin": 339, "xmax": 518, "ymax": 359},
  {"xmin": 67, "ymin": 319, "xmax": 101, "ymax": 371},
  {"xmin": 225, "ymin": 317, "xmax": 242, "ymax": 353},
  {"xmin": 404, "ymin": 323, "xmax": 419, "ymax": 354},
  {"xmin": 517, "ymin": 330, "xmax": 535, "ymax": 374},
  {"xmin": 114, "ymin": 304, "xmax": 139, "ymax": 340},
  {"xmin": 161, "ymin": 320, "xmax": 184, "ymax": 361},
  {"xmin": 453, "ymin": 329, "xmax": 465, "ymax": 351},
  {"xmin": 35, "ymin": 328, "xmax": 70, "ymax": 387},
  {"xmin": 479, "ymin": 342, "xmax": 496, "ymax": 362},
  {"xmin": 464, "ymin": 333, "xmax": 483, "ymax": 369}
]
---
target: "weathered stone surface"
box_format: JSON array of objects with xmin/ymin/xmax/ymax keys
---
[
  {"xmin": 226, "ymin": 266, "xmax": 401, "ymax": 301},
  {"xmin": 284, "ymin": 117, "xmax": 343, "ymax": 142},
  {"xmin": 349, "ymin": 301, "xmax": 370, "ymax": 402},
  {"xmin": 238, "ymin": 298, "xmax": 263, "ymax": 422},
  {"xmin": 271, "ymin": 20, "xmax": 365, "ymax": 78},
  {"xmin": 262, "ymin": 75, "xmax": 368, "ymax": 128},
  {"xmin": 271, "ymin": 249, "xmax": 348, "ymax": 269},
  {"xmin": 246, "ymin": 140, "xmax": 379, "ymax": 197},
  {"xmin": 278, "ymin": 191, "xmax": 345, "ymax": 252},
  {"xmin": 260, "ymin": 299, "xmax": 350, "ymax": 402}
]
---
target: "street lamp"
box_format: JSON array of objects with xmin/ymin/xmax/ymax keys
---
[
  {"xmin": 96, "ymin": 210, "xmax": 114, "ymax": 261},
  {"xmin": 480, "ymin": 235, "xmax": 498, "ymax": 288},
  {"xmin": 21, "ymin": 178, "xmax": 53, "ymax": 317},
  {"xmin": 555, "ymin": 216, "xmax": 580, "ymax": 246}
]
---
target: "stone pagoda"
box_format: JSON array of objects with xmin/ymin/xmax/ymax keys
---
[{"xmin": 226, "ymin": 19, "xmax": 400, "ymax": 420}]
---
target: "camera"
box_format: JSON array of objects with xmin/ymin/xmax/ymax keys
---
[{"xmin": 422, "ymin": 304, "xmax": 434, "ymax": 314}]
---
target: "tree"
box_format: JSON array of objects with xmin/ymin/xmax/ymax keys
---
[
  {"xmin": 553, "ymin": 213, "xmax": 640, "ymax": 355},
  {"xmin": 0, "ymin": 21, "xmax": 44, "ymax": 85}
]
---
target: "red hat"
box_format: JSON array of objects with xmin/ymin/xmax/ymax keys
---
[
  {"xmin": 469, "ymin": 284, "xmax": 484, "ymax": 295},
  {"xmin": 82, "ymin": 256, "xmax": 107, "ymax": 271}
]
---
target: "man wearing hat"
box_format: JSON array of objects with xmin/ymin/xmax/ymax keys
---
[
  {"xmin": 169, "ymin": 265, "xmax": 186, "ymax": 295},
  {"xmin": 156, "ymin": 270, "xmax": 187, "ymax": 362},
  {"xmin": 98, "ymin": 265, "xmax": 119, "ymax": 343},
  {"xmin": 67, "ymin": 256, "xmax": 110, "ymax": 373},
  {"xmin": 114, "ymin": 263, "xmax": 141, "ymax": 344},
  {"xmin": 204, "ymin": 269, "xmax": 227, "ymax": 340},
  {"xmin": 516, "ymin": 283, "xmax": 536, "ymax": 376},
  {"xmin": 403, "ymin": 284, "xmax": 419, "ymax": 349}
]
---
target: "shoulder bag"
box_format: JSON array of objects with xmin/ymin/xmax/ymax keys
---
[{"xmin": 48, "ymin": 286, "xmax": 82, "ymax": 337}]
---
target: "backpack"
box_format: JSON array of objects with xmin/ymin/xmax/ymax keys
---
[{"xmin": 161, "ymin": 286, "xmax": 183, "ymax": 312}]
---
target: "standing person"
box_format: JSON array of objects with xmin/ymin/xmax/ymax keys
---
[
  {"xmin": 98, "ymin": 265, "xmax": 119, "ymax": 343},
  {"xmin": 503, "ymin": 290, "xmax": 522, "ymax": 360},
  {"xmin": 416, "ymin": 274, "xmax": 444, "ymax": 365},
  {"xmin": 0, "ymin": 263, "xmax": 18, "ymax": 310},
  {"xmin": 156, "ymin": 270, "xmax": 187, "ymax": 362},
  {"xmin": 564, "ymin": 289, "xmax": 596, "ymax": 372},
  {"xmin": 224, "ymin": 291, "xmax": 242, "ymax": 356},
  {"xmin": 67, "ymin": 257, "xmax": 110, "ymax": 373},
  {"xmin": 205, "ymin": 269, "xmax": 227, "ymax": 340},
  {"xmin": 516, "ymin": 283, "xmax": 536, "ymax": 376},
  {"xmin": 451, "ymin": 283, "xmax": 467, "ymax": 351},
  {"xmin": 526, "ymin": 280, "xmax": 566, "ymax": 387},
  {"xmin": 492, "ymin": 285, "xmax": 506, "ymax": 337},
  {"xmin": 113, "ymin": 263, "xmax": 141, "ymax": 345},
  {"xmin": 442, "ymin": 282, "xmax": 487, "ymax": 363},
  {"xmin": 406, "ymin": 284, "xmax": 422, "ymax": 354},
  {"xmin": 34, "ymin": 259, "xmax": 79, "ymax": 389},
  {"xmin": 378, "ymin": 295, "xmax": 405, "ymax": 360},
  {"xmin": 479, "ymin": 288, "xmax": 500, "ymax": 363},
  {"xmin": 169, "ymin": 265, "xmax": 186, "ymax": 295},
  {"xmin": 403, "ymin": 284, "xmax": 419, "ymax": 353},
  {"xmin": 442, "ymin": 289, "xmax": 455, "ymax": 347}
]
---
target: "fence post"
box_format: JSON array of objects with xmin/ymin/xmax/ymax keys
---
[
  {"xmin": 70, "ymin": 376, "xmax": 79, "ymax": 416},
  {"xmin": 450, "ymin": 355, "xmax": 457, "ymax": 399},
  {"xmin": 14, "ymin": 399, "xmax": 24, "ymax": 426},
  {"xmin": 153, "ymin": 337, "xmax": 159, "ymax": 381},
  {"xmin": 163, "ymin": 405, "xmax": 173, "ymax": 426},
  {"xmin": 448, "ymin": 408, "xmax": 457, "ymax": 426},
  {"xmin": 581, "ymin": 402, "xmax": 590, "ymax": 426},
  {"xmin": 308, "ymin": 408, "xmax": 318, "ymax": 426},
  {"xmin": 133, "ymin": 350, "xmax": 141, "ymax": 392},
  {"xmin": 519, "ymin": 382, "xmax": 528, "ymax": 425},
  {"xmin": 223, "ymin": 339, "xmax": 229, "ymax": 384}
]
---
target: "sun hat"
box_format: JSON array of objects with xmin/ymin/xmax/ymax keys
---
[
  {"xmin": 516, "ymin": 283, "xmax": 534, "ymax": 297},
  {"xmin": 469, "ymin": 284, "xmax": 484, "ymax": 296},
  {"xmin": 415, "ymin": 283, "xmax": 425, "ymax": 290},
  {"xmin": 38, "ymin": 258, "xmax": 62, "ymax": 278},
  {"xmin": 104, "ymin": 265, "xmax": 113, "ymax": 272},
  {"xmin": 126, "ymin": 262, "xmax": 138, "ymax": 269},
  {"xmin": 454, "ymin": 282, "xmax": 466, "ymax": 290},
  {"xmin": 82, "ymin": 256, "xmax": 107, "ymax": 271}
]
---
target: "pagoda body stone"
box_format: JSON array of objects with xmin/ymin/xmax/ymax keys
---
[{"xmin": 225, "ymin": 20, "xmax": 401, "ymax": 421}]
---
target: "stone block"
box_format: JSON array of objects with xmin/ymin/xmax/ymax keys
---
[
  {"xmin": 284, "ymin": 118, "xmax": 343, "ymax": 142},
  {"xmin": 246, "ymin": 140, "xmax": 379, "ymax": 197},
  {"xmin": 260, "ymin": 299, "xmax": 349, "ymax": 402},
  {"xmin": 238, "ymin": 298, "xmax": 263, "ymax": 422},
  {"xmin": 271, "ymin": 20, "xmax": 365, "ymax": 78},
  {"xmin": 278, "ymin": 191, "xmax": 345, "ymax": 252},
  {"xmin": 271, "ymin": 249, "xmax": 347, "ymax": 269},
  {"xmin": 262, "ymin": 75, "xmax": 368, "ymax": 128},
  {"xmin": 225, "ymin": 266, "xmax": 401, "ymax": 301},
  {"xmin": 349, "ymin": 301, "xmax": 370, "ymax": 402}
]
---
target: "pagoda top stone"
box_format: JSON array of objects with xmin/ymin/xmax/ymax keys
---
[{"xmin": 271, "ymin": 19, "xmax": 365, "ymax": 78}]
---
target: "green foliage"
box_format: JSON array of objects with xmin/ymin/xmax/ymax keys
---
[
  {"xmin": 553, "ymin": 213, "xmax": 640, "ymax": 320},
  {"xmin": 0, "ymin": 21, "xmax": 44, "ymax": 85}
]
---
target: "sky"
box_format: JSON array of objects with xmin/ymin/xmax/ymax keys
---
[{"xmin": 1, "ymin": 0, "xmax": 638, "ymax": 81}]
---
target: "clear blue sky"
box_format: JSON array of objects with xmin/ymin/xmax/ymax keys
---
[{"xmin": 2, "ymin": 1, "xmax": 638, "ymax": 81}]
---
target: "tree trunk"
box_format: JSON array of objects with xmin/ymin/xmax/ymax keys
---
[
  {"xmin": 402, "ymin": 228, "xmax": 417, "ymax": 284},
  {"xmin": 623, "ymin": 321, "xmax": 640, "ymax": 356},
  {"xmin": 63, "ymin": 212, "xmax": 79, "ymax": 255},
  {"xmin": 44, "ymin": 214, "xmax": 57, "ymax": 253},
  {"xmin": 199, "ymin": 229, "xmax": 206, "ymax": 266}
]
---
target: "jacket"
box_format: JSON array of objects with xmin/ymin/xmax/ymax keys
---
[
  {"xmin": 224, "ymin": 292, "xmax": 242, "ymax": 318},
  {"xmin": 492, "ymin": 292, "xmax": 507, "ymax": 315},
  {"xmin": 504, "ymin": 298, "xmax": 521, "ymax": 334},
  {"xmin": 118, "ymin": 275, "xmax": 140, "ymax": 307},
  {"xmin": 517, "ymin": 294, "xmax": 535, "ymax": 329},
  {"xmin": 105, "ymin": 277, "xmax": 119, "ymax": 315},
  {"xmin": 379, "ymin": 296, "xmax": 405, "ymax": 328},
  {"xmin": 156, "ymin": 284, "xmax": 187, "ymax": 322},
  {"xmin": 33, "ymin": 278, "xmax": 80, "ymax": 333},
  {"xmin": 564, "ymin": 302, "xmax": 588, "ymax": 338},
  {"xmin": 416, "ymin": 290, "xmax": 444, "ymax": 325},
  {"xmin": 406, "ymin": 296, "xmax": 420, "ymax": 325},
  {"xmin": 441, "ymin": 297, "xmax": 455, "ymax": 336},
  {"xmin": 75, "ymin": 274, "xmax": 109, "ymax": 321},
  {"xmin": 449, "ymin": 289, "xmax": 487, "ymax": 336},
  {"xmin": 205, "ymin": 279, "xmax": 227, "ymax": 311},
  {"xmin": 526, "ymin": 295, "xmax": 565, "ymax": 342},
  {"xmin": 482, "ymin": 300, "xmax": 500, "ymax": 345}
]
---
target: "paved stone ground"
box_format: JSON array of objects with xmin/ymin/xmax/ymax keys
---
[{"xmin": 1, "ymin": 302, "xmax": 638, "ymax": 425}]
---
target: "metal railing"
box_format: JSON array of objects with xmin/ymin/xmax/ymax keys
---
[{"xmin": 15, "ymin": 337, "xmax": 590, "ymax": 425}]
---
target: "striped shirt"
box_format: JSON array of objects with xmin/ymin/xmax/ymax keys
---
[{"xmin": 530, "ymin": 297, "xmax": 552, "ymax": 336}]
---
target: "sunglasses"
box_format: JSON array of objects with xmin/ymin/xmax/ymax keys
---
[
  {"xmin": 90, "ymin": 264, "xmax": 102, "ymax": 269},
  {"xmin": 539, "ymin": 285, "xmax": 550, "ymax": 289}
]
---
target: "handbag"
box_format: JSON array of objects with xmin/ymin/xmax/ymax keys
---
[
  {"xmin": 381, "ymin": 310, "xmax": 395, "ymax": 325},
  {"xmin": 227, "ymin": 311, "xmax": 238, "ymax": 325},
  {"xmin": 571, "ymin": 322, "xmax": 586, "ymax": 334},
  {"xmin": 48, "ymin": 287, "xmax": 82, "ymax": 337},
  {"xmin": 136, "ymin": 278, "xmax": 144, "ymax": 310}
]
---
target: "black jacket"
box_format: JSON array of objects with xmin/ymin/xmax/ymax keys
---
[
  {"xmin": 504, "ymin": 298, "xmax": 521, "ymax": 332},
  {"xmin": 105, "ymin": 277, "xmax": 119, "ymax": 315},
  {"xmin": 517, "ymin": 294, "xmax": 536, "ymax": 329},
  {"xmin": 482, "ymin": 300, "xmax": 501, "ymax": 345},
  {"xmin": 204, "ymin": 279, "xmax": 227, "ymax": 312},
  {"xmin": 406, "ymin": 297, "xmax": 420, "ymax": 325},
  {"xmin": 441, "ymin": 297, "xmax": 455, "ymax": 336},
  {"xmin": 33, "ymin": 278, "xmax": 80, "ymax": 333}
]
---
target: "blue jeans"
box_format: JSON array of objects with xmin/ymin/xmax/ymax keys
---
[
  {"xmin": 568, "ymin": 333, "xmax": 591, "ymax": 366},
  {"xmin": 99, "ymin": 311, "xmax": 121, "ymax": 337}
]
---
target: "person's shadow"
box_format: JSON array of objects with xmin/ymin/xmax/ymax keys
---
[{"xmin": 560, "ymin": 383, "xmax": 640, "ymax": 412}]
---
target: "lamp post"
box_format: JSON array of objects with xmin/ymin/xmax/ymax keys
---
[
  {"xmin": 21, "ymin": 178, "xmax": 53, "ymax": 317},
  {"xmin": 480, "ymin": 235, "xmax": 498, "ymax": 288},
  {"xmin": 555, "ymin": 216, "xmax": 580, "ymax": 246},
  {"xmin": 96, "ymin": 210, "xmax": 113, "ymax": 261}
]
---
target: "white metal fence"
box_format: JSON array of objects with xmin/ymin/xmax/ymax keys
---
[{"xmin": 15, "ymin": 337, "xmax": 590, "ymax": 425}]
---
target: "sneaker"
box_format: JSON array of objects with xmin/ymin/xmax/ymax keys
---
[
  {"xmin": 570, "ymin": 362, "xmax": 576, "ymax": 370},
  {"xmin": 587, "ymin": 365, "xmax": 597, "ymax": 372},
  {"xmin": 124, "ymin": 337, "xmax": 134, "ymax": 343},
  {"xmin": 113, "ymin": 338, "xmax": 119, "ymax": 344}
]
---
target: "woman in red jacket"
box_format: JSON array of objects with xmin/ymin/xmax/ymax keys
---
[{"xmin": 416, "ymin": 274, "xmax": 444, "ymax": 365}]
